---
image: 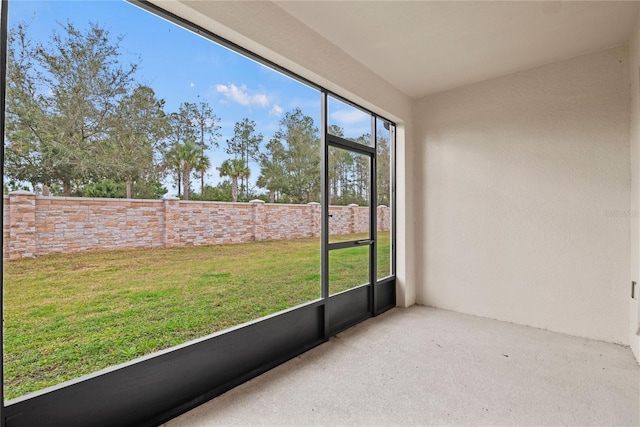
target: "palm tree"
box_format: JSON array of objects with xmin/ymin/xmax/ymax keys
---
[
  {"xmin": 164, "ymin": 145, "xmax": 182, "ymax": 198},
  {"xmin": 194, "ymin": 152, "xmax": 211, "ymax": 195},
  {"xmin": 218, "ymin": 159, "xmax": 250, "ymax": 202},
  {"xmin": 176, "ymin": 141, "xmax": 199, "ymax": 201}
]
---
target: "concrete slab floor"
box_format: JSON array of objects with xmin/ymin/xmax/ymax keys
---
[{"xmin": 161, "ymin": 306, "xmax": 640, "ymax": 426}]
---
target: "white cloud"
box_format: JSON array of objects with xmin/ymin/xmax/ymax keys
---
[
  {"xmin": 189, "ymin": 82, "xmax": 195, "ymax": 88},
  {"xmin": 253, "ymin": 94, "xmax": 269, "ymax": 108},
  {"xmin": 330, "ymin": 108, "xmax": 369, "ymax": 125},
  {"xmin": 215, "ymin": 83, "xmax": 271, "ymax": 109},
  {"xmin": 269, "ymin": 104, "xmax": 283, "ymax": 116}
]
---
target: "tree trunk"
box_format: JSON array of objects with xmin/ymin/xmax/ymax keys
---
[
  {"xmin": 63, "ymin": 179, "xmax": 71, "ymax": 197},
  {"xmin": 177, "ymin": 173, "xmax": 182, "ymax": 198},
  {"xmin": 231, "ymin": 177, "xmax": 238, "ymax": 202},
  {"xmin": 182, "ymin": 170, "xmax": 190, "ymax": 201},
  {"xmin": 269, "ymin": 190, "xmax": 275, "ymax": 203},
  {"xmin": 126, "ymin": 179, "xmax": 132, "ymax": 199},
  {"xmin": 331, "ymin": 179, "xmax": 338, "ymax": 204},
  {"xmin": 241, "ymin": 152, "xmax": 246, "ymax": 200},
  {"xmin": 42, "ymin": 184, "xmax": 50, "ymax": 196},
  {"xmin": 201, "ymin": 173, "xmax": 205, "ymax": 195}
]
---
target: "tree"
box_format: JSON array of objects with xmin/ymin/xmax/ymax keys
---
[
  {"xmin": 166, "ymin": 102, "xmax": 219, "ymax": 197},
  {"xmin": 192, "ymin": 181, "xmax": 232, "ymax": 202},
  {"xmin": 184, "ymin": 101, "xmax": 220, "ymax": 190},
  {"xmin": 175, "ymin": 140, "xmax": 200, "ymax": 201},
  {"xmin": 331, "ymin": 147, "xmax": 351, "ymax": 204},
  {"xmin": 351, "ymin": 133, "xmax": 371, "ymax": 205},
  {"xmin": 166, "ymin": 109, "xmax": 192, "ymax": 197},
  {"xmin": 107, "ymin": 85, "xmax": 169, "ymax": 198},
  {"xmin": 225, "ymin": 118, "xmax": 263, "ymax": 199},
  {"xmin": 4, "ymin": 22, "xmax": 138, "ymax": 196},
  {"xmin": 4, "ymin": 24, "xmax": 45, "ymax": 193},
  {"xmin": 164, "ymin": 143, "xmax": 183, "ymax": 198},
  {"xmin": 187, "ymin": 101, "xmax": 221, "ymax": 152},
  {"xmin": 268, "ymin": 108, "xmax": 320, "ymax": 204},
  {"xmin": 327, "ymin": 125, "xmax": 344, "ymax": 204},
  {"xmin": 376, "ymin": 129, "xmax": 391, "ymax": 207},
  {"xmin": 194, "ymin": 153, "xmax": 211, "ymax": 195},
  {"xmin": 137, "ymin": 180, "xmax": 168, "ymax": 200},
  {"xmin": 257, "ymin": 139, "xmax": 286, "ymax": 203},
  {"xmin": 326, "ymin": 130, "xmax": 373, "ymax": 206},
  {"xmin": 83, "ymin": 179, "xmax": 123, "ymax": 198},
  {"xmin": 218, "ymin": 159, "xmax": 250, "ymax": 203}
]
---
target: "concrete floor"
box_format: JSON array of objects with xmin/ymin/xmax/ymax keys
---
[{"xmin": 162, "ymin": 306, "xmax": 640, "ymax": 426}]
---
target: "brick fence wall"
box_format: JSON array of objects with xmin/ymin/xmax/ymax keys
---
[{"xmin": 3, "ymin": 191, "xmax": 390, "ymax": 260}]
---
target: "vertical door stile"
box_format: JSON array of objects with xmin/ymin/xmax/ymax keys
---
[
  {"xmin": 370, "ymin": 116, "xmax": 377, "ymax": 316},
  {"xmin": 320, "ymin": 90, "xmax": 329, "ymax": 339}
]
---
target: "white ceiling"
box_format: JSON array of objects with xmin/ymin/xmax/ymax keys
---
[{"xmin": 274, "ymin": 1, "xmax": 639, "ymax": 99}]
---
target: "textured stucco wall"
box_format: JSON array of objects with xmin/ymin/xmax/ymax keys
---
[
  {"xmin": 415, "ymin": 47, "xmax": 631, "ymax": 344},
  {"xmin": 629, "ymin": 9, "xmax": 640, "ymax": 359}
]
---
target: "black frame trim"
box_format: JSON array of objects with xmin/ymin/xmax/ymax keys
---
[
  {"xmin": 0, "ymin": 1, "xmax": 8, "ymax": 426},
  {"xmin": 321, "ymin": 90, "xmax": 330, "ymax": 339},
  {"xmin": 390, "ymin": 124, "xmax": 397, "ymax": 277},
  {"xmin": 370, "ymin": 116, "xmax": 378, "ymax": 315},
  {"xmin": 327, "ymin": 134, "xmax": 375, "ymax": 155},
  {"xmin": 324, "ymin": 110, "xmax": 377, "ymax": 305},
  {"xmin": 328, "ymin": 239, "xmax": 372, "ymax": 251},
  {"xmin": 4, "ymin": 302, "xmax": 326, "ymax": 427}
]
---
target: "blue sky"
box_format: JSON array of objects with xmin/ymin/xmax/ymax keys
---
[{"xmin": 7, "ymin": 0, "xmax": 372, "ymax": 194}]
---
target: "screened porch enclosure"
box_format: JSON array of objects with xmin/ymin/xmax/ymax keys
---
[{"xmin": 0, "ymin": 0, "xmax": 397, "ymax": 425}]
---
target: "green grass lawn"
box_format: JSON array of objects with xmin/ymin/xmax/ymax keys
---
[{"xmin": 3, "ymin": 232, "xmax": 391, "ymax": 400}]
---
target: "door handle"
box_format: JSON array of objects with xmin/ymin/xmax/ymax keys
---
[{"xmin": 355, "ymin": 239, "xmax": 372, "ymax": 245}]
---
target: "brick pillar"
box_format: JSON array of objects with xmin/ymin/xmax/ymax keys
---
[
  {"xmin": 377, "ymin": 205, "xmax": 388, "ymax": 232},
  {"xmin": 9, "ymin": 190, "xmax": 37, "ymax": 260},
  {"xmin": 348, "ymin": 203, "xmax": 359, "ymax": 234},
  {"xmin": 307, "ymin": 202, "xmax": 320, "ymax": 237},
  {"xmin": 250, "ymin": 200, "xmax": 265, "ymax": 241},
  {"xmin": 163, "ymin": 196, "xmax": 180, "ymax": 248}
]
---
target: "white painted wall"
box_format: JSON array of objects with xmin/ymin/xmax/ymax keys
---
[
  {"xmin": 415, "ymin": 47, "xmax": 631, "ymax": 344},
  {"xmin": 629, "ymin": 9, "xmax": 640, "ymax": 360},
  {"xmin": 146, "ymin": 0, "xmax": 417, "ymax": 306}
]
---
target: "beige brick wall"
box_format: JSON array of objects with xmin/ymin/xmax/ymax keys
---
[
  {"xmin": 3, "ymin": 192, "xmax": 390, "ymax": 259},
  {"xmin": 34, "ymin": 197, "xmax": 165, "ymax": 256},
  {"xmin": 262, "ymin": 202, "xmax": 318, "ymax": 240},
  {"xmin": 8, "ymin": 191, "xmax": 37, "ymax": 260},
  {"xmin": 3, "ymin": 196, "xmax": 10, "ymax": 259},
  {"xmin": 169, "ymin": 200, "xmax": 254, "ymax": 246}
]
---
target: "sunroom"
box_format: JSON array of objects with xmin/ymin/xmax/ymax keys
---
[{"xmin": 1, "ymin": 1, "xmax": 639, "ymax": 426}]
